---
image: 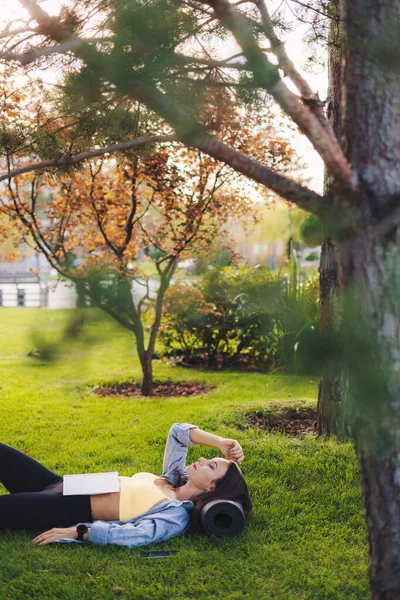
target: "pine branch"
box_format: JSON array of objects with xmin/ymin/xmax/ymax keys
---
[
  {"xmin": 0, "ymin": 38, "xmax": 84, "ymax": 65},
  {"xmin": 199, "ymin": 0, "xmax": 355, "ymax": 191},
  {"xmin": 289, "ymin": 0, "xmax": 339, "ymax": 21},
  {"xmin": 122, "ymin": 81, "xmax": 324, "ymax": 212},
  {"xmin": 0, "ymin": 25, "xmax": 36, "ymax": 40},
  {"xmin": 15, "ymin": 0, "xmax": 324, "ymax": 214},
  {"xmin": 255, "ymin": 0, "xmax": 330, "ymax": 128},
  {"xmin": 18, "ymin": 0, "xmax": 71, "ymax": 41},
  {"xmin": 174, "ymin": 52, "xmax": 250, "ymax": 71},
  {"xmin": 0, "ymin": 135, "xmax": 177, "ymax": 183}
]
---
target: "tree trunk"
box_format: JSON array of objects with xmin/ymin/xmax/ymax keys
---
[
  {"xmin": 358, "ymin": 452, "xmax": 400, "ymax": 599},
  {"xmin": 339, "ymin": 1, "xmax": 400, "ymax": 595},
  {"xmin": 316, "ymin": 1, "xmax": 350, "ymax": 438},
  {"xmin": 138, "ymin": 261, "xmax": 177, "ymax": 396},
  {"xmin": 140, "ymin": 352, "xmax": 153, "ymax": 396},
  {"xmin": 317, "ymin": 236, "xmax": 351, "ymax": 437},
  {"xmin": 115, "ymin": 277, "xmax": 155, "ymax": 397},
  {"xmin": 75, "ymin": 279, "xmax": 87, "ymax": 308},
  {"xmin": 344, "ymin": 235, "xmax": 400, "ymax": 600},
  {"xmin": 316, "ymin": 237, "xmax": 349, "ymax": 437}
]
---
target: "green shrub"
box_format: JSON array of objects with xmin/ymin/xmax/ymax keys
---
[
  {"xmin": 160, "ymin": 283, "xmax": 216, "ymax": 359},
  {"xmin": 198, "ymin": 266, "xmax": 281, "ymax": 364},
  {"xmin": 161, "ymin": 260, "xmax": 320, "ymax": 372}
]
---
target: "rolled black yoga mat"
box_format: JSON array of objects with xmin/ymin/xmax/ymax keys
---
[{"xmin": 200, "ymin": 500, "xmax": 245, "ymax": 537}]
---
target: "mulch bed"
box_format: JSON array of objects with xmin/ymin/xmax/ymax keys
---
[
  {"xmin": 93, "ymin": 381, "xmax": 216, "ymax": 398},
  {"xmin": 247, "ymin": 407, "xmax": 317, "ymax": 437}
]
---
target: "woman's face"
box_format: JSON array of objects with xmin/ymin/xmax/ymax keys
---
[{"xmin": 186, "ymin": 457, "xmax": 231, "ymax": 493}]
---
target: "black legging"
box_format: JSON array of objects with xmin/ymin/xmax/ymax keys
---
[{"xmin": 0, "ymin": 443, "xmax": 92, "ymax": 531}]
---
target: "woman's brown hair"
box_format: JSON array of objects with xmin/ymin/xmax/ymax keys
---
[{"xmin": 190, "ymin": 462, "xmax": 252, "ymax": 530}]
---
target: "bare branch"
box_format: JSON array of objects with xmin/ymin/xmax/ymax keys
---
[
  {"xmin": 178, "ymin": 77, "xmax": 254, "ymax": 88},
  {"xmin": 18, "ymin": 0, "xmax": 72, "ymax": 41},
  {"xmin": 0, "ymin": 135, "xmax": 177, "ymax": 183},
  {"xmin": 138, "ymin": 279, "xmax": 151, "ymax": 314},
  {"xmin": 174, "ymin": 52, "xmax": 249, "ymax": 71},
  {"xmin": 255, "ymin": 0, "xmax": 330, "ymax": 129},
  {"xmin": 0, "ymin": 38, "xmax": 84, "ymax": 65},
  {"xmin": 87, "ymin": 162, "xmax": 121, "ymax": 258},
  {"xmin": 147, "ymin": 256, "xmax": 177, "ymax": 354},
  {"xmin": 0, "ymin": 25, "xmax": 35, "ymax": 40},
  {"xmin": 199, "ymin": 0, "xmax": 355, "ymax": 190},
  {"xmin": 119, "ymin": 159, "xmax": 139, "ymax": 256},
  {"xmin": 122, "ymin": 81, "xmax": 324, "ymax": 212},
  {"xmin": 289, "ymin": 0, "xmax": 339, "ymax": 21}
]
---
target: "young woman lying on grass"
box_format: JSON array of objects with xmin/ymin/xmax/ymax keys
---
[{"xmin": 0, "ymin": 423, "xmax": 252, "ymax": 546}]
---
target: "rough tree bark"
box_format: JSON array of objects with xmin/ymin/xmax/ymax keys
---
[
  {"xmin": 139, "ymin": 353, "xmax": 154, "ymax": 397},
  {"xmin": 316, "ymin": 1, "xmax": 350, "ymax": 438},
  {"xmin": 339, "ymin": 1, "xmax": 400, "ymax": 597}
]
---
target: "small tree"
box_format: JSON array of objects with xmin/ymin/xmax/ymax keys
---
[{"xmin": 2, "ymin": 105, "xmax": 301, "ymax": 395}]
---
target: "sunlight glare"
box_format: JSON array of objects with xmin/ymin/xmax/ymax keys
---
[{"xmin": 0, "ymin": 0, "xmax": 61, "ymax": 27}]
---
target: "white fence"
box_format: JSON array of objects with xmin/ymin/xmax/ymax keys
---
[{"xmin": 0, "ymin": 276, "xmax": 48, "ymax": 308}]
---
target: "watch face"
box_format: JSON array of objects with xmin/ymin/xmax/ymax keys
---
[{"xmin": 77, "ymin": 524, "xmax": 87, "ymax": 540}]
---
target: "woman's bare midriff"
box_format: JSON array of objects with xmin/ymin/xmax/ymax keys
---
[
  {"xmin": 89, "ymin": 478, "xmax": 176, "ymax": 521},
  {"xmin": 90, "ymin": 491, "xmax": 120, "ymax": 521}
]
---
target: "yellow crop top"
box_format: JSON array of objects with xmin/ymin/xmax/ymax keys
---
[{"xmin": 119, "ymin": 472, "xmax": 170, "ymax": 522}]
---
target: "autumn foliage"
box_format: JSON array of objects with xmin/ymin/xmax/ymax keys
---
[{"xmin": 1, "ymin": 93, "xmax": 302, "ymax": 394}]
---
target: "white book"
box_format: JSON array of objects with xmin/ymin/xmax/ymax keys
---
[{"xmin": 63, "ymin": 472, "xmax": 119, "ymax": 496}]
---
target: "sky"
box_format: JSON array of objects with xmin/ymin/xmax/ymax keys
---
[
  {"xmin": 0, "ymin": 0, "xmax": 60, "ymax": 19},
  {"xmin": 0, "ymin": 0, "xmax": 326, "ymax": 193}
]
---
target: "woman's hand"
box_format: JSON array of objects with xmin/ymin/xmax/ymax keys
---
[
  {"xmin": 218, "ymin": 438, "xmax": 244, "ymax": 464},
  {"xmin": 188, "ymin": 427, "xmax": 244, "ymax": 463},
  {"xmin": 31, "ymin": 526, "xmax": 78, "ymax": 545}
]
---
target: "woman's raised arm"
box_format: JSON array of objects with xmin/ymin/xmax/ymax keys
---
[
  {"xmin": 162, "ymin": 423, "xmax": 198, "ymax": 485},
  {"xmin": 189, "ymin": 428, "xmax": 244, "ymax": 464}
]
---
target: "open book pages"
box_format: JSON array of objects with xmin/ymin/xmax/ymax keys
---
[{"xmin": 63, "ymin": 472, "xmax": 120, "ymax": 495}]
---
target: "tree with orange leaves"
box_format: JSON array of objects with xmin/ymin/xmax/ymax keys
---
[{"xmin": 1, "ymin": 104, "xmax": 302, "ymax": 395}]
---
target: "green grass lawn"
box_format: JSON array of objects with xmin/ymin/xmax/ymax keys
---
[{"xmin": 0, "ymin": 309, "xmax": 368, "ymax": 600}]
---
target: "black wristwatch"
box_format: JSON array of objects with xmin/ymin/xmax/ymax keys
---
[{"xmin": 76, "ymin": 524, "xmax": 88, "ymax": 541}]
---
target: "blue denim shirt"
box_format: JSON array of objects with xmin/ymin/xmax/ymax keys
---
[{"xmin": 57, "ymin": 423, "xmax": 198, "ymax": 547}]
